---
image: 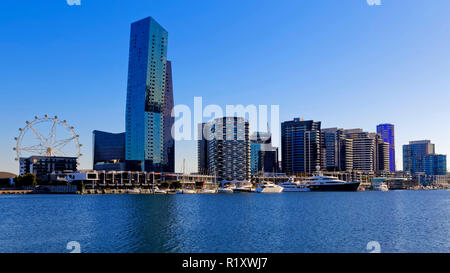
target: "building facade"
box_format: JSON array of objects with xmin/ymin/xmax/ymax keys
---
[
  {"xmin": 163, "ymin": 60, "xmax": 175, "ymax": 172},
  {"xmin": 281, "ymin": 118, "xmax": 322, "ymax": 174},
  {"xmin": 424, "ymin": 154, "xmax": 447, "ymax": 175},
  {"xmin": 197, "ymin": 122, "xmax": 210, "ymax": 175},
  {"xmin": 322, "ymin": 128, "xmax": 353, "ymax": 172},
  {"xmin": 20, "ymin": 156, "xmax": 77, "ymax": 181},
  {"xmin": 376, "ymin": 123, "xmax": 396, "ymax": 172},
  {"xmin": 403, "ymin": 140, "xmax": 435, "ymax": 174},
  {"xmin": 250, "ymin": 132, "xmax": 279, "ymax": 174},
  {"xmin": 344, "ymin": 129, "xmax": 389, "ymax": 173},
  {"xmin": 125, "ymin": 17, "xmax": 169, "ymax": 172},
  {"xmin": 92, "ymin": 130, "xmax": 126, "ymax": 171},
  {"xmin": 198, "ymin": 117, "xmax": 250, "ymax": 181}
]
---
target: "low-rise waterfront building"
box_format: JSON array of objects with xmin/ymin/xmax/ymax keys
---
[{"xmin": 20, "ymin": 156, "xmax": 77, "ymax": 182}]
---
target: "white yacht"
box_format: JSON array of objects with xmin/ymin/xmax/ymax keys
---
[
  {"xmin": 218, "ymin": 184, "xmax": 235, "ymax": 193},
  {"xmin": 304, "ymin": 175, "xmax": 360, "ymax": 192},
  {"xmin": 233, "ymin": 183, "xmax": 254, "ymax": 193},
  {"xmin": 181, "ymin": 188, "xmax": 196, "ymax": 194},
  {"xmin": 126, "ymin": 188, "xmax": 141, "ymax": 194},
  {"xmin": 279, "ymin": 179, "xmax": 310, "ymax": 192},
  {"xmin": 255, "ymin": 182, "xmax": 283, "ymax": 193},
  {"xmin": 153, "ymin": 187, "xmax": 168, "ymax": 194},
  {"xmin": 199, "ymin": 188, "xmax": 217, "ymax": 194},
  {"xmin": 304, "ymin": 167, "xmax": 360, "ymax": 192},
  {"xmin": 373, "ymin": 183, "xmax": 389, "ymax": 192}
]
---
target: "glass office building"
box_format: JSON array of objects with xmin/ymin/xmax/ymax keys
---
[
  {"xmin": 376, "ymin": 124, "xmax": 396, "ymax": 172},
  {"xmin": 92, "ymin": 130, "xmax": 125, "ymax": 171},
  {"xmin": 125, "ymin": 17, "xmax": 168, "ymax": 172}
]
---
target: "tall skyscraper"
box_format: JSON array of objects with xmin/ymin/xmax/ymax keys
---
[
  {"xmin": 125, "ymin": 17, "xmax": 169, "ymax": 172},
  {"xmin": 281, "ymin": 118, "xmax": 322, "ymax": 174},
  {"xmin": 198, "ymin": 117, "xmax": 250, "ymax": 181},
  {"xmin": 163, "ymin": 61, "xmax": 175, "ymax": 172},
  {"xmin": 403, "ymin": 140, "xmax": 435, "ymax": 174},
  {"xmin": 376, "ymin": 124, "xmax": 396, "ymax": 172}
]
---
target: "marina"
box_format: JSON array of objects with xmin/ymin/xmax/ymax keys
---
[{"xmin": 0, "ymin": 190, "xmax": 448, "ymax": 253}]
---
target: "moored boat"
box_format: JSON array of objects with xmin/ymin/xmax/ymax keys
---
[
  {"xmin": 126, "ymin": 188, "xmax": 141, "ymax": 194},
  {"xmin": 255, "ymin": 182, "xmax": 283, "ymax": 193},
  {"xmin": 233, "ymin": 183, "xmax": 254, "ymax": 193},
  {"xmin": 279, "ymin": 178, "xmax": 310, "ymax": 192}
]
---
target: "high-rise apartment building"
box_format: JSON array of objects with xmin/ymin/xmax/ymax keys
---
[
  {"xmin": 344, "ymin": 129, "xmax": 389, "ymax": 173},
  {"xmin": 281, "ymin": 118, "xmax": 322, "ymax": 174},
  {"xmin": 125, "ymin": 17, "xmax": 169, "ymax": 172},
  {"xmin": 403, "ymin": 140, "xmax": 435, "ymax": 174},
  {"xmin": 424, "ymin": 154, "xmax": 447, "ymax": 175},
  {"xmin": 322, "ymin": 128, "xmax": 353, "ymax": 172},
  {"xmin": 198, "ymin": 117, "xmax": 250, "ymax": 181},
  {"xmin": 376, "ymin": 124, "xmax": 396, "ymax": 172},
  {"xmin": 377, "ymin": 140, "xmax": 390, "ymax": 172}
]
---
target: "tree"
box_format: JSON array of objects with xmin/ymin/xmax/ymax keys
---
[{"xmin": 14, "ymin": 173, "xmax": 37, "ymax": 187}]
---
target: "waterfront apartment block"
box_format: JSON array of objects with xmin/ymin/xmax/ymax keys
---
[
  {"xmin": 92, "ymin": 130, "xmax": 126, "ymax": 171},
  {"xmin": 125, "ymin": 17, "xmax": 169, "ymax": 172},
  {"xmin": 198, "ymin": 117, "xmax": 250, "ymax": 181},
  {"xmin": 321, "ymin": 128, "xmax": 353, "ymax": 172},
  {"xmin": 281, "ymin": 118, "xmax": 322, "ymax": 174},
  {"xmin": 344, "ymin": 129, "xmax": 389, "ymax": 173},
  {"xmin": 376, "ymin": 123, "xmax": 396, "ymax": 172},
  {"xmin": 403, "ymin": 140, "xmax": 435, "ymax": 174},
  {"xmin": 424, "ymin": 154, "xmax": 447, "ymax": 175}
]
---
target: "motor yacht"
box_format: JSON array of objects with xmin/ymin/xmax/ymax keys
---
[
  {"xmin": 373, "ymin": 183, "xmax": 389, "ymax": 192},
  {"xmin": 279, "ymin": 179, "xmax": 310, "ymax": 192},
  {"xmin": 255, "ymin": 181, "xmax": 283, "ymax": 193},
  {"xmin": 233, "ymin": 183, "xmax": 254, "ymax": 193},
  {"xmin": 153, "ymin": 187, "xmax": 168, "ymax": 194}
]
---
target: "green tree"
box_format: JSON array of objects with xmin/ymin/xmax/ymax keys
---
[{"xmin": 14, "ymin": 173, "xmax": 37, "ymax": 187}]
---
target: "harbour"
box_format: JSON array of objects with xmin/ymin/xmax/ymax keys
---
[{"xmin": 0, "ymin": 190, "xmax": 448, "ymax": 253}]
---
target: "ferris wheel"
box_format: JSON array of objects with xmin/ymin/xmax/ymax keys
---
[{"xmin": 13, "ymin": 115, "xmax": 82, "ymax": 161}]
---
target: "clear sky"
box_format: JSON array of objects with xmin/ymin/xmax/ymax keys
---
[{"xmin": 1, "ymin": 0, "xmax": 449, "ymax": 174}]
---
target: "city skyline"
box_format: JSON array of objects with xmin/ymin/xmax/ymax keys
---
[{"xmin": 1, "ymin": 1, "xmax": 450, "ymax": 174}]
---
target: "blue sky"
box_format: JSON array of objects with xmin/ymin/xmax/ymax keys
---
[{"xmin": 1, "ymin": 0, "xmax": 449, "ymax": 174}]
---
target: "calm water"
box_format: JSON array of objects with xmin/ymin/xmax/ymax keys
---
[{"xmin": 0, "ymin": 191, "xmax": 449, "ymax": 253}]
